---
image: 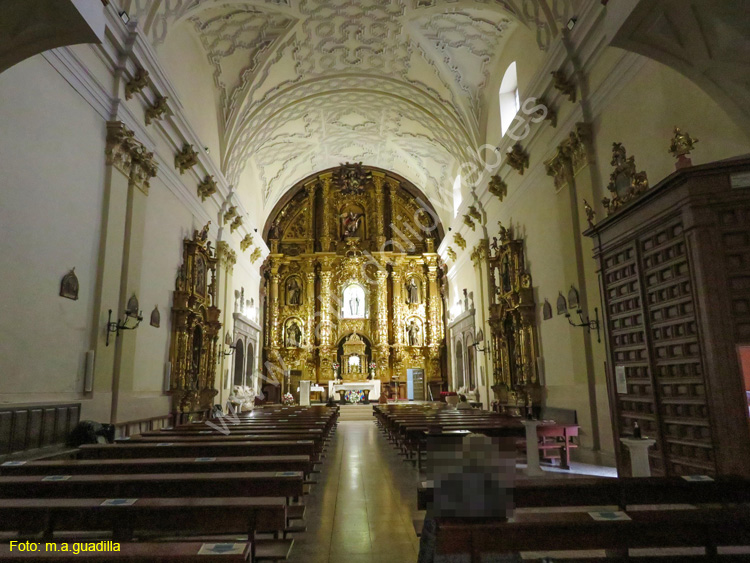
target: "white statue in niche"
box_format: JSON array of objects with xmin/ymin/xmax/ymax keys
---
[{"xmin": 342, "ymin": 284, "xmax": 366, "ymax": 319}]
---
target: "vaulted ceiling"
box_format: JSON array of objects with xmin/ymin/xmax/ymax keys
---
[{"xmin": 125, "ymin": 0, "xmax": 573, "ymax": 221}]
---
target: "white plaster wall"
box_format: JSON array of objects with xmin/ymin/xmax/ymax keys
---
[
  {"xmin": 0, "ymin": 56, "xmax": 105, "ymax": 402},
  {"xmin": 157, "ymin": 23, "xmax": 222, "ymax": 171}
]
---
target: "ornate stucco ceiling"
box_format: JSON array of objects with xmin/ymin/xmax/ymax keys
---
[{"xmin": 125, "ymin": 0, "xmax": 574, "ymax": 221}]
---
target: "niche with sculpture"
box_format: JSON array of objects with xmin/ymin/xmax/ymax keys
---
[
  {"xmin": 285, "ymin": 275, "xmax": 303, "ymax": 306},
  {"xmin": 340, "ymin": 203, "xmax": 365, "ymax": 239},
  {"xmin": 487, "ymin": 224, "xmax": 541, "ymax": 412},
  {"xmin": 284, "ymin": 318, "xmax": 304, "ymax": 348},
  {"xmin": 169, "ymin": 223, "xmax": 221, "ymax": 413}
]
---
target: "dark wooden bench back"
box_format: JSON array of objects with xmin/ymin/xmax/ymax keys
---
[{"xmin": 0, "ymin": 403, "xmax": 80, "ymax": 460}]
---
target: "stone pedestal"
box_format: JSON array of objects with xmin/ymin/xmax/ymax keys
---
[{"xmin": 620, "ymin": 437, "xmax": 656, "ymax": 477}]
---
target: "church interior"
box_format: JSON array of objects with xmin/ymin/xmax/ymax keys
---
[{"xmin": 1, "ymin": 0, "xmax": 750, "ymax": 561}]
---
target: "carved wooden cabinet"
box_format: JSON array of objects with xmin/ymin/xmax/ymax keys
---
[{"xmin": 587, "ymin": 157, "xmax": 750, "ymax": 477}]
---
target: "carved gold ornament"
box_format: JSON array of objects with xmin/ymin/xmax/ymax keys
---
[
  {"xmin": 223, "ymin": 206, "xmax": 237, "ymax": 225},
  {"xmin": 446, "ymin": 247, "xmax": 457, "ymax": 262},
  {"xmin": 169, "ymin": 225, "xmax": 221, "ymax": 413},
  {"xmin": 125, "ymin": 68, "xmax": 149, "ymax": 100},
  {"xmin": 488, "ymin": 175, "xmax": 508, "ymax": 201},
  {"xmin": 250, "ymin": 248, "xmax": 262, "ymax": 263},
  {"xmin": 506, "ymin": 143, "xmax": 529, "ymax": 175},
  {"xmin": 669, "ymin": 127, "xmax": 699, "ymax": 170},
  {"xmin": 197, "ymin": 175, "xmax": 217, "ymax": 202},
  {"xmin": 454, "ymin": 233, "xmax": 466, "ymax": 250},
  {"xmin": 105, "ymin": 121, "xmax": 158, "ymax": 194},
  {"xmin": 260, "ymin": 165, "xmax": 446, "ymax": 388},
  {"xmin": 230, "ymin": 216, "xmax": 243, "ymax": 233},
  {"xmin": 544, "ymin": 123, "xmax": 592, "ymax": 190},
  {"xmin": 486, "ymin": 224, "xmax": 541, "ymax": 405},
  {"xmin": 468, "ymin": 205, "xmax": 481, "ymax": 221},
  {"xmin": 240, "ymin": 234, "xmax": 253, "ymax": 251},
  {"xmin": 175, "ymin": 144, "xmax": 198, "ymax": 174},
  {"xmin": 463, "ymin": 214, "xmax": 476, "ymax": 231},
  {"xmin": 551, "ymin": 69, "xmax": 576, "ymax": 103},
  {"xmin": 535, "ymin": 97, "xmax": 557, "ymax": 128},
  {"xmin": 602, "ymin": 142, "xmax": 649, "ymax": 216},
  {"xmin": 145, "ymin": 96, "xmax": 169, "ymax": 125}
]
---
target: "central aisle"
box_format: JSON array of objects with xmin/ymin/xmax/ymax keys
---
[{"xmin": 288, "ymin": 418, "xmax": 421, "ymax": 563}]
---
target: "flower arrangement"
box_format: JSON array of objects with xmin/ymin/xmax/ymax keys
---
[{"xmin": 281, "ymin": 392, "xmax": 295, "ymax": 406}]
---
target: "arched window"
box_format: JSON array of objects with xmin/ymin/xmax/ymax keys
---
[
  {"xmin": 233, "ymin": 340, "xmax": 245, "ymax": 386},
  {"xmin": 499, "ymin": 62, "xmax": 520, "ymax": 137},
  {"xmin": 453, "ymin": 174, "xmax": 462, "ymax": 217}
]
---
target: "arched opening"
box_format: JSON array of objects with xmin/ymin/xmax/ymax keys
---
[
  {"xmin": 499, "ymin": 62, "xmax": 520, "ymax": 137},
  {"xmin": 455, "ymin": 341, "xmax": 465, "ymax": 389},
  {"xmin": 342, "ymin": 284, "xmax": 367, "ymax": 319},
  {"xmin": 233, "ymin": 340, "xmax": 245, "ymax": 387}
]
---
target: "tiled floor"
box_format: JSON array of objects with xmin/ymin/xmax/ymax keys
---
[{"xmin": 288, "ymin": 420, "xmax": 421, "ymax": 563}]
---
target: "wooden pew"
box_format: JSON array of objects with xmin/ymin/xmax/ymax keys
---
[
  {"xmin": 418, "ymin": 475, "xmax": 750, "ymax": 511},
  {"xmin": 0, "ymin": 497, "xmax": 287, "ymax": 562},
  {"xmin": 0, "ymin": 541, "xmax": 252, "ymax": 562},
  {"xmin": 0, "ymin": 456, "xmax": 314, "ymax": 477},
  {"xmin": 434, "ymin": 506, "xmax": 750, "ymax": 562},
  {"xmin": 77, "ymin": 440, "xmax": 317, "ymax": 461},
  {"xmin": 0, "ymin": 471, "xmax": 304, "ymax": 502}
]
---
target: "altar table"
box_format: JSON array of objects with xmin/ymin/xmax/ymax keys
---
[{"xmin": 329, "ymin": 380, "xmax": 381, "ymax": 402}]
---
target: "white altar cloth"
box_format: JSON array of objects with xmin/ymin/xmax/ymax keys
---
[{"xmin": 329, "ymin": 380, "xmax": 380, "ymax": 401}]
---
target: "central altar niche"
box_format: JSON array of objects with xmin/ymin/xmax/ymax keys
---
[
  {"xmin": 260, "ymin": 164, "xmax": 448, "ymax": 401},
  {"xmin": 340, "ymin": 333, "xmax": 369, "ymax": 378}
]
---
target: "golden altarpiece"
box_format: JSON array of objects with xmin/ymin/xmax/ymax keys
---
[
  {"xmin": 168, "ymin": 224, "xmax": 222, "ymax": 412},
  {"xmin": 486, "ymin": 224, "xmax": 542, "ymax": 415},
  {"xmin": 261, "ymin": 164, "xmax": 447, "ymax": 398}
]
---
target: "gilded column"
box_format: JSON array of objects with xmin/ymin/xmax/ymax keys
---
[
  {"xmin": 425, "ymin": 256, "xmax": 441, "ymax": 382},
  {"xmin": 304, "ymin": 181, "xmax": 316, "ymax": 255},
  {"xmin": 319, "ymin": 174, "xmax": 333, "ymax": 252},
  {"xmin": 268, "ymin": 261, "xmax": 281, "ymax": 351},
  {"xmin": 387, "ymin": 178, "xmax": 400, "ymax": 243},
  {"xmin": 304, "ymin": 261, "xmax": 317, "ymax": 380},
  {"xmin": 317, "ymin": 256, "xmax": 335, "ymax": 378},
  {"xmin": 372, "ymin": 173, "xmax": 387, "ymax": 249},
  {"xmin": 390, "ymin": 258, "xmax": 405, "ymax": 380},
  {"xmin": 374, "ymin": 267, "xmax": 390, "ymax": 375}
]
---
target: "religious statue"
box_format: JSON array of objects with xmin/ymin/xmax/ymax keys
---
[
  {"xmin": 498, "ymin": 221, "xmax": 510, "ymax": 244},
  {"xmin": 407, "ymin": 320, "xmax": 421, "ymax": 347},
  {"xmin": 583, "ymin": 199, "xmax": 595, "ymax": 229},
  {"xmin": 341, "ymin": 211, "xmax": 363, "ymax": 238},
  {"xmin": 287, "ymin": 278, "xmax": 302, "ymax": 305},
  {"xmin": 234, "ymin": 289, "xmax": 241, "ymax": 313},
  {"xmin": 198, "ymin": 221, "xmax": 211, "ymax": 243},
  {"xmin": 490, "ymin": 237, "xmax": 500, "ymax": 254},
  {"xmin": 286, "ymin": 322, "xmax": 302, "ymax": 348},
  {"xmin": 348, "ymin": 294, "xmax": 361, "ymax": 316},
  {"xmin": 501, "ymin": 254, "xmax": 511, "ymax": 293},
  {"xmin": 406, "ymin": 278, "xmax": 420, "ymax": 304},
  {"xmin": 268, "ymin": 220, "xmax": 282, "ymax": 240}
]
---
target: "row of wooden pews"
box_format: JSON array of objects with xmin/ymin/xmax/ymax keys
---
[
  {"xmin": 0, "ymin": 405, "xmax": 339, "ymax": 562},
  {"xmin": 373, "ymin": 403, "xmax": 526, "ymax": 473},
  {"xmin": 375, "ymin": 403, "xmax": 750, "ymax": 562}
]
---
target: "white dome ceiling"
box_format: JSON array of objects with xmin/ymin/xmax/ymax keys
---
[{"xmin": 127, "ymin": 0, "xmax": 573, "ymax": 222}]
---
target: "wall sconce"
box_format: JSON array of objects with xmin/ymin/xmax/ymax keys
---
[
  {"xmin": 565, "ymin": 307, "xmax": 601, "ymax": 343},
  {"xmin": 106, "ymin": 294, "xmax": 143, "ymax": 346},
  {"xmin": 470, "ymin": 329, "xmax": 487, "ymax": 353},
  {"xmin": 222, "ymin": 332, "xmax": 237, "ymax": 357}
]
